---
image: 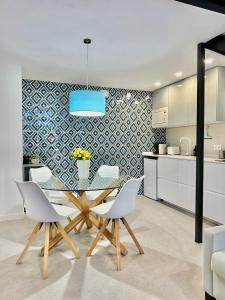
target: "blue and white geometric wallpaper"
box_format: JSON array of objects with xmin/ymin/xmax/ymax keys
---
[{"xmin": 22, "ymin": 80, "xmax": 166, "ymax": 191}]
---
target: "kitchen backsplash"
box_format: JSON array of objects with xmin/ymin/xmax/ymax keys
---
[{"xmin": 166, "ymin": 123, "xmax": 225, "ymax": 158}]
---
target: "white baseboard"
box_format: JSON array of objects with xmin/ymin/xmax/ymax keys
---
[{"xmin": 0, "ymin": 213, "xmax": 24, "ymax": 222}]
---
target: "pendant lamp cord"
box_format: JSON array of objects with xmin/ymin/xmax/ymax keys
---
[{"xmin": 86, "ymin": 42, "xmax": 89, "ymax": 90}]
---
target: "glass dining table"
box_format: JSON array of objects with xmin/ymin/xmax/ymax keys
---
[{"xmin": 37, "ymin": 174, "xmax": 129, "ymax": 256}]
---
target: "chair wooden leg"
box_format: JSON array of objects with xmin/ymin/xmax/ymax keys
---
[
  {"xmin": 49, "ymin": 223, "xmax": 53, "ymax": 241},
  {"xmin": 114, "ymin": 219, "xmax": 121, "ymax": 271},
  {"xmin": 112, "ymin": 220, "xmax": 115, "ymax": 236},
  {"xmin": 40, "ymin": 213, "xmax": 83, "ymax": 257},
  {"xmin": 16, "ymin": 222, "xmax": 42, "ymax": 264},
  {"xmin": 43, "ymin": 223, "xmax": 50, "ymax": 279},
  {"xmin": 87, "ymin": 219, "xmax": 110, "ymax": 256},
  {"xmin": 55, "ymin": 222, "xmax": 80, "ymax": 258},
  {"xmin": 121, "ymin": 218, "xmax": 144, "ymax": 254},
  {"xmin": 111, "ymin": 219, "xmax": 115, "ymax": 243},
  {"xmin": 51, "ymin": 223, "xmax": 57, "ymax": 238}
]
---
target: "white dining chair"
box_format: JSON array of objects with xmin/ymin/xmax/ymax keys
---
[
  {"xmin": 30, "ymin": 166, "xmax": 68, "ymax": 205},
  {"xmin": 15, "ymin": 181, "xmax": 80, "ymax": 279},
  {"xmin": 87, "ymin": 176, "xmax": 144, "ymax": 271},
  {"xmin": 30, "ymin": 166, "xmax": 79, "ymax": 233},
  {"xmin": 86, "ymin": 165, "xmax": 119, "ymax": 201}
]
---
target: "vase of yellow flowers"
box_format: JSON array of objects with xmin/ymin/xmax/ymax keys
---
[{"xmin": 70, "ymin": 147, "xmax": 91, "ymax": 179}]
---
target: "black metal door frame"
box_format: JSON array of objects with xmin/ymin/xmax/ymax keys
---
[
  {"xmin": 175, "ymin": 0, "xmax": 225, "ymax": 15},
  {"xmin": 195, "ymin": 34, "xmax": 225, "ymax": 243}
]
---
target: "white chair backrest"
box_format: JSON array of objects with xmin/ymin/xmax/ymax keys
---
[
  {"xmin": 105, "ymin": 176, "xmax": 144, "ymax": 219},
  {"xmin": 97, "ymin": 165, "xmax": 119, "ymax": 178},
  {"xmin": 96, "ymin": 165, "xmax": 119, "ymax": 197},
  {"xmin": 30, "ymin": 166, "xmax": 52, "ymax": 182},
  {"xmin": 15, "ymin": 181, "xmax": 60, "ymax": 222}
]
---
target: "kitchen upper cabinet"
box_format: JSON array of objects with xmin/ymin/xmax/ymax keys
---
[
  {"xmin": 217, "ymin": 67, "xmax": 225, "ymax": 122},
  {"xmin": 168, "ymin": 78, "xmax": 189, "ymax": 127},
  {"xmin": 205, "ymin": 68, "xmax": 218, "ymax": 123},
  {"xmin": 186, "ymin": 76, "xmax": 197, "ymax": 125},
  {"xmin": 152, "ymin": 87, "xmax": 169, "ymax": 109},
  {"xmin": 152, "ymin": 66, "xmax": 225, "ymax": 128},
  {"xmin": 168, "ymin": 76, "xmax": 196, "ymax": 127},
  {"xmin": 204, "ymin": 67, "xmax": 225, "ymax": 124}
]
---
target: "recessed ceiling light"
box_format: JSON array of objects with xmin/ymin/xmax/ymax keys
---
[
  {"xmin": 177, "ymin": 84, "xmax": 183, "ymax": 87},
  {"xmin": 154, "ymin": 82, "xmax": 161, "ymax": 87},
  {"xmin": 204, "ymin": 57, "xmax": 214, "ymax": 65},
  {"xmin": 175, "ymin": 72, "xmax": 182, "ymax": 77}
]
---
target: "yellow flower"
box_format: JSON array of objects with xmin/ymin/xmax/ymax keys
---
[{"xmin": 70, "ymin": 147, "xmax": 91, "ymax": 160}]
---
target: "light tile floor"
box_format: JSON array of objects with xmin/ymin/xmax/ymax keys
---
[{"xmin": 0, "ymin": 196, "xmax": 211, "ymax": 300}]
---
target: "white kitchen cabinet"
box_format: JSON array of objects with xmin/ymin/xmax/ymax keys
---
[
  {"xmin": 156, "ymin": 156, "xmax": 225, "ymax": 224},
  {"xmin": 178, "ymin": 184, "xmax": 195, "ymax": 212},
  {"xmin": 204, "ymin": 162, "xmax": 225, "ymax": 195},
  {"xmin": 152, "ymin": 66, "xmax": 225, "ymax": 128},
  {"xmin": 168, "ymin": 79, "xmax": 189, "ymax": 127},
  {"xmin": 186, "ymin": 76, "xmax": 197, "ymax": 125},
  {"xmin": 158, "ymin": 157, "xmax": 178, "ymax": 182},
  {"xmin": 144, "ymin": 158, "xmax": 157, "ymax": 200},
  {"xmin": 204, "ymin": 191, "xmax": 225, "ymax": 224},
  {"xmin": 158, "ymin": 158, "xmax": 195, "ymax": 210},
  {"xmin": 192, "ymin": 67, "xmax": 225, "ymax": 124},
  {"xmin": 178, "ymin": 159, "xmax": 196, "ymax": 186},
  {"xmin": 158, "ymin": 178, "xmax": 178, "ymax": 206},
  {"xmin": 217, "ymin": 67, "xmax": 225, "ymax": 122},
  {"xmin": 205, "ymin": 68, "xmax": 218, "ymax": 123},
  {"xmin": 152, "ymin": 87, "xmax": 169, "ymax": 109}
]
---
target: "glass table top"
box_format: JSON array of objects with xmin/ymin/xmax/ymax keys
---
[{"xmin": 37, "ymin": 174, "xmax": 129, "ymax": 192}]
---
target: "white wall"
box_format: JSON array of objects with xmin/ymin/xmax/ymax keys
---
[
  {"xmin": 166, "ymin": 123, "xmax": 225, "ymax": 158},
  {"xmin": 0, "ymin": 54, "xmax": 23, "ymax": 220}
]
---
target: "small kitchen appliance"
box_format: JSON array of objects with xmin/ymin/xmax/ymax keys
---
[
  {"xmin": 180, "ymin": 137, "xmax": 192, "ymax": 156},
  {"xmin": 167, "ymin": 146, "xmax": 180, "ymax": 155},
  {"xmin": 158, "ymin": 144, "xmax": 167, "ymax": 155}
]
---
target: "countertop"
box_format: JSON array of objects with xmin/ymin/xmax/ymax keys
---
[{"xmin": 142, "ymin": 152, "xmax": 225, "ymax": 164}]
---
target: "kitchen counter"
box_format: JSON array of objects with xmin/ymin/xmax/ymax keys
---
[
  {"xmin": 143, "ymin": 152, "xmax": 225, "ymax": 224},
  {"xmin": 142, "ymin": 152, "xmax": 225, "ymax": 164}
]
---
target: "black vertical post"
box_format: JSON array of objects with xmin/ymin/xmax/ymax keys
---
[{"xmin": 195, "ymin": 43, "xmax": 205, "ymax": 243}]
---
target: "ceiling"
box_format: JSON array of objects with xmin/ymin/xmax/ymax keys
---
[{"xmin": 0, "ymin": 0, "xmax": 225, "ymax": 91}]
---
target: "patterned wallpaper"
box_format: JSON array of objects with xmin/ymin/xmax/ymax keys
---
[{"xmin": 22, "ymin": 80, "xmax": 166, "ymax": 192}]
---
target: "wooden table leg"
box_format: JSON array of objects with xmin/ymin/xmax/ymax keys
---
[
  {"xmin": 77, "ymin": 218, "xmax": 86, "ymax": 233},
  {"xmin": 67, "ymin": 216, "xmax": 79, "ymax": 234},
  {"xmin": 77, "ymin": 191, "xmax": 93, "ymax": 229}
]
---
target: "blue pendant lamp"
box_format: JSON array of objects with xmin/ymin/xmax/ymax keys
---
[{"xmin": 69, "ymin": 38, "xmax": 105, "ymax": 117}]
